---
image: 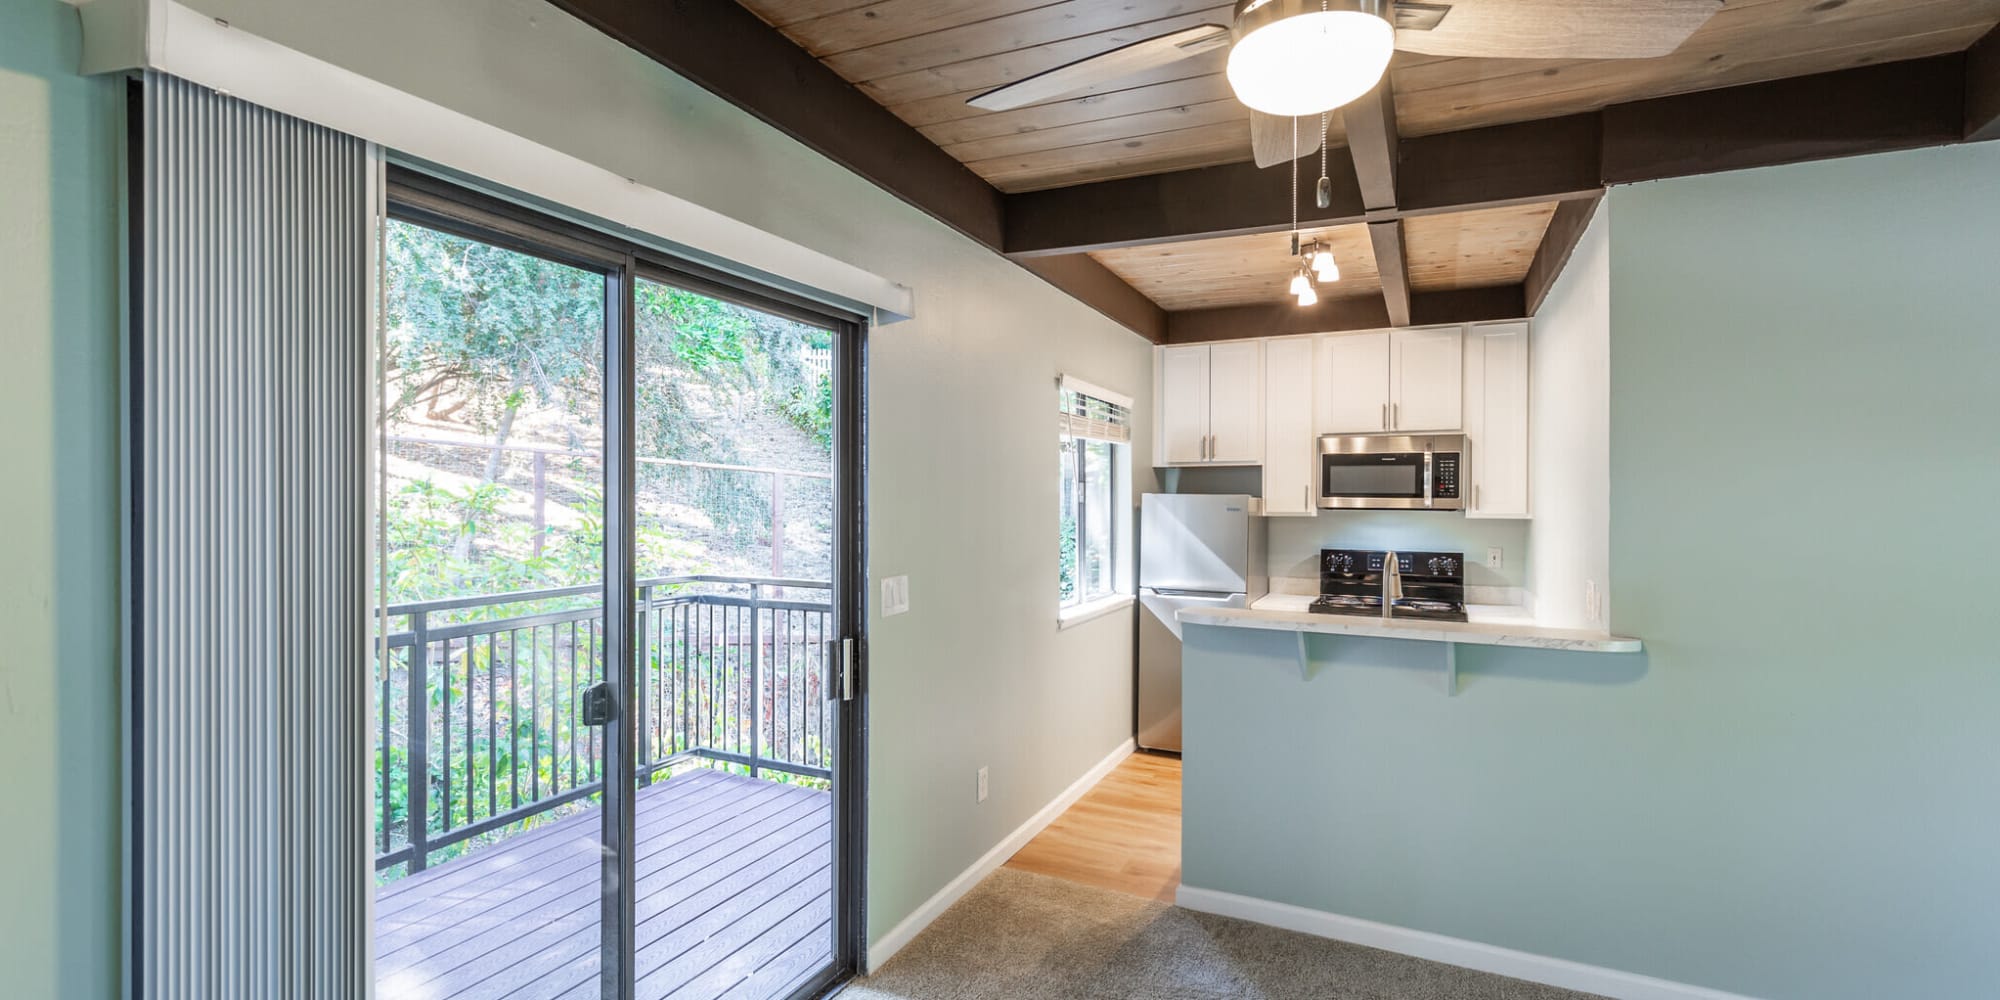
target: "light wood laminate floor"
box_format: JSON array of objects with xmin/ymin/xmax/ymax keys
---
[{"xmin": 1003, "ymin": 751, "xmax": 1181, "ymax": 902}]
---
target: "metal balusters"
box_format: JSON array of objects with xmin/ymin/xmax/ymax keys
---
[
  {"xmin": 379, "ymin": 646, "xmax": 392, "ymax": 855},
  {"xmin": 373, "ymin": 578, "xmax": 832, "ymax": 875},
  {"xmin": 635, "ymin": 586, "xmax": 651, "ymax": 784},
  {"xmin": 749, "ymin": 599, "xmax": 762, "ymax": 779},
  {"xmin": 464, "ymin": 636, "xmax": 476, "ymax": 825},
  {"xmin": 402, "ymin": 612, "xmax": 426, "ymax": 872},
  {"xmin": 487, "ymin": 634, "xmax": 500, "ymax": 821}
]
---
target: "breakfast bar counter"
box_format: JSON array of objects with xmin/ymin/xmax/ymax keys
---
[{"xmin": 1177, "ymin": 594, "xmax": 1642, "ymax": 655}]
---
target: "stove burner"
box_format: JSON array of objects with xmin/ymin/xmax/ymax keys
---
[
  {"xmin": 1398, "ymin": 599, "xmax": 1460, "ymax": 613},
  {"xmin": 1309, "ymin": 548, "xmax": 1469, "ymax": 623}
]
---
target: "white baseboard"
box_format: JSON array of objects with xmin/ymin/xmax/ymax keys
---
[
  {"xmin": 1174, "ymin": 885, "xmax": 1760, "ymax": 1000},
  {"xmin": 865, "ymin": 738, "xmax": 1136, "ymax": 973}
]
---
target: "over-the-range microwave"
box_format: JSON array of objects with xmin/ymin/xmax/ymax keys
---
[{"xmin": 1318, "ymin": 433, "xmax": 1463, "ymax": 511}]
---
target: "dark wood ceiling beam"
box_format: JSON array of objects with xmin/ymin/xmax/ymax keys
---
[
  {"xmin": 1964, "ymin": 25, "xmax": 2000, "ymax": 143},
  {"xmin": 1341, "ymin": 80, "xmax": 1400, "ymax": 213},
  {"xmin": 1524, "ymin": 196, "xmax": 1602, "ymax": 316},
  {"xmin": 1413, "ymin": 285, "xmax": 1527, "ymax": 327},
  {"xmin": 1004, "ymin": 151, "xmax": 1368, "ymax": 258},
  {"xmin": 1342, "ymin": 79, "xmax": 1410, "ymax": 325},
  {"xmin": 1600, "ymin": 55, "xmax": 1965, "ymax": 184},
  {"xmin": 1396, "ymin": 113, "xmax": 1604, "ymax": 217},
  {"xmin": 546, "ymin": 0, "xmax": 1005, "ymax": 250},
  {"xmin": 1014, "ymin": 255, "xmax": 1167, "ymax": 344},
  {"xmin": 1008, "ymin": 113, "xmax": 1603, "ymax": 256},
  {"xmin": 1164, "ymin": 285, "xmax": 1524, "ymax": 343},
  {"xmin": 1011, "ymin": 55, "xmax": 1982, "ymax": 256},
  {"xmin": 1367, "ymin": 221, "xmax": 1412, "ymax": 327}
]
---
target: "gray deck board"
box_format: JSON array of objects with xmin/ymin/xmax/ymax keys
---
[{"xmin": 376, "ymin": 768, "xmax": 833, "ymax": 1000}]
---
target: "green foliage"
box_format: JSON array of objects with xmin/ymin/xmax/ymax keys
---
[
  {"xmin": 382, "ymin": 221, "xmax": 603, "ymax": 437},
  {"xmin": 373, "ymin": 221, "xmax": 841, "ymax": 881},
  {"xmin": 782, "ymin": 372, "xmax": 835, "ymax": 450}
]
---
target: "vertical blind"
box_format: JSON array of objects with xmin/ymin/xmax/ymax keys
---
[
  {"xmin": 1057, "ymin": 374, "xmax": 1133, "ymax": 443},
  {"xmin": 132, "ymin": 72, "xmax": 372, "ymax": 998}
]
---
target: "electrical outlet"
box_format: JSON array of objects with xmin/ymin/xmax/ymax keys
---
[
  {"xmin": 976, "ymin": 766, "xmax": 989, "ymax": 803},
  {"xmin": 881, "ymin": 575, "xmax": 910, "ymax": 617},
  {"xmin": 1487, "ymin": 546, "xmax": 1504, "ymax": 570},
  {"xmin": 1584, "ymin": 580, "xmax": 1601, "ymax": 623}
]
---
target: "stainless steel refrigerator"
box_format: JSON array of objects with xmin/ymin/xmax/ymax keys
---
[{"xmin": 1137, "ymin": 493, "xmax": 1266, "ymax": 753}]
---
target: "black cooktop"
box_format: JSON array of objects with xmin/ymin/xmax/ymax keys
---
[{"xmin": 1309, "ymin": 549, "xmax": 1469, "ymax": 623}]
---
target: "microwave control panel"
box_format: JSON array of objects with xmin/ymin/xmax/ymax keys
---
[{"xmin": 1434, "ymin": 455, "xmax": 1460, "ymax": 499}]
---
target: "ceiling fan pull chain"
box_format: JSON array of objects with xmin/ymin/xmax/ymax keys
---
[
  {"xmin": 1316, "ymin": 112, "xmax": 1332, "ymax": 209},
  {"xmin": 1290, "ymin": 114, "xmax": 1300, "ymax": 257}
]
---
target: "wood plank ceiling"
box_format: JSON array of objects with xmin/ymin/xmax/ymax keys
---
[
  {"xmin": 1089, "ymin": 201, "xmax": 1556, "ymax": 311},
  {"xmin": 738, "ymin": 0, "xmax": 2000, "ymax": 193}
]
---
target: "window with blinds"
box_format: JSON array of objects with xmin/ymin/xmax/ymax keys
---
[
  {"xmin": 1057, "ymin": 377, "xmax": 1132, "ymax": 444},
  {"xmin": 1057, "ymin": 376, "xmax": 1132, "ymax": 617}
]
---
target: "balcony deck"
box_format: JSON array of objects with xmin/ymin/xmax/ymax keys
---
[{"xmin": 375, "ymin": 767, "xmax": 833, "ymax": 1000}]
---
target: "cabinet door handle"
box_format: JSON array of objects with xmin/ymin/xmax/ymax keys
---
[
  {"xmin": 1393, "ymin": 402, "xmax": 1400, "ymax": 429},
  {"xmin": 1381, "ymin": 403, "xmax": 1388, "ymax": 430},
  {"xmin": 1303, "ymin": 485, "xmax": 1311, "ymax": 510},
  {"xmin": 1474, "ymin": 485, "xmax": 1481, "ymax": 511}
]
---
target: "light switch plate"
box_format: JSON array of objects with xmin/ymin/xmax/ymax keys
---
[
  {"xmin": 881, "ymin": 575, "xmax": 910, "ymax": 617},
  {"xmin": 977, "ymin": 766, "xmax": 989, "ymax": 803}
]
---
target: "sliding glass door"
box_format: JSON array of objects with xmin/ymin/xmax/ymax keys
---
[
  {"xmin": 371, "ymin": 214, "xmax": 613, "ymax": 1000},
  {"xmin": 370, "ymin": 170, "xmax": 863, "ymax": 1000}
]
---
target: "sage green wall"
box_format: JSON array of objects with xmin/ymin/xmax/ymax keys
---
[
  {"xmin": 1183, "ymin": 143, "xmax": 2000, "ymax": 1000},
  {"xmin": 0, "ymin": 3, "xmax": 123, "ymax": 997}
]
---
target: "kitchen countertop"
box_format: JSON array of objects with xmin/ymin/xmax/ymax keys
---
[{"xmin": 1176, "ymin": 593, "xmax": 1642, "ymax": 654}]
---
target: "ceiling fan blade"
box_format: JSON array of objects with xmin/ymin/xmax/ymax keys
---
[
  {"xmin": 967, "ymin": 24, "xmax": 1231, "ymax": 112},
  {"xmin": 1393, "ymin": 0, "xmax": 1722, "ymax": 60},
  {"xmin": 1249, "ymin": 111, "xmax": 1325, "ymax": 170}
]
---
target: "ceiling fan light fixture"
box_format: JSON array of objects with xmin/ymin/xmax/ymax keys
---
[
  {"xmin": 1296, "ymin": 283, "xmax": 1320, "ymax": 307},
  {"xmin": 1227, "ymin": 0, "xmax": 1395, "ymax": 117},
  {"xmin": 1289, "ymin": 267, "xmax": 1314, "ymax": 297}
]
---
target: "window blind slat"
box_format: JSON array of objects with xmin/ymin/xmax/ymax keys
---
[{"xmin": 1058, "ymin": 374, "xmax": 1132, "ymax": 444}]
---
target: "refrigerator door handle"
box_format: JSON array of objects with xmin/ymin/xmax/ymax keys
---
[{"xmin": 1145, "ymin": 589, "xmax": 1239, "ymax": 600}]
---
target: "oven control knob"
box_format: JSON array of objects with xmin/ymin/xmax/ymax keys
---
[
  {"xmin": 1427, "ymin": 557, "xmax": 1441, "ymax": 574},
  {"xmin": 1439, "ymin": 557, "xmax": 1458, "ymax": 575}
]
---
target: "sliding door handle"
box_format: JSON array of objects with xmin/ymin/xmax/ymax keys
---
[
  {"xmin": 825, "ymin": 638, "xmax": 855, "ymax": 702},
  {"xmin": 580, "ymin": 682, "xmax": 616, "ymax": 726}
]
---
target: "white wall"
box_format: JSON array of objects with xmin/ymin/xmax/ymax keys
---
[
  {"xmin": 165, "ymin": 0, "xmax": 1156, "ymax": 951},
  {"xmin": 1526, "ymin": 205, "xmax": 1611, "ymax": 628}
]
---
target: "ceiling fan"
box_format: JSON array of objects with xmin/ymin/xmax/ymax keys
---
[{"xmin": 969, "ymin": 0, "xmax": 1724, "ymax": 169}]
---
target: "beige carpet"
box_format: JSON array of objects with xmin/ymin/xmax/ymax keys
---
[{"xmin": 843, "ymin": 869, "xmax": 1603, "ymax": 1000}]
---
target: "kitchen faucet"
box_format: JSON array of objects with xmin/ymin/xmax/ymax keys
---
[{"xmin": 1382, "ymin": 550, "xmax": 1402, "ymax": 621}]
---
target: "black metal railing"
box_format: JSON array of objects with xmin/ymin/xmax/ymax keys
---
[{"xmin": 372, "ymin": 575, "xmax": 833, "ymax": 875}]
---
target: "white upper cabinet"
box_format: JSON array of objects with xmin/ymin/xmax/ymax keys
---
[
  {"xmin": 1389, "ymin": 326, "xmax": 1464, "ymax": 432},
  {"xmin": 1154, "ymin": 342, "xmax": 1263, "ymax": 466},
  {"xmin": 1316, "ymin": 327, "xmax": 1461, "ymax": 434},
  {"xmin": 1463, "ymin": 321, "xmax": 1531, "ymax": 519},
  {"xmin": 1261, "ymin": 337, "xmax": 1318, "ymax": 516},
  {"xmin": 1206, "ymin": 341, "xmax": 1264, "ymax": 463},
  {"xmin": 1316, "ymin": 331, "xmax": 1391, "ymax": 434},
  {"xmin": 1158, "ymin": 345, "xmax": 1211, "ymax": 465}
]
